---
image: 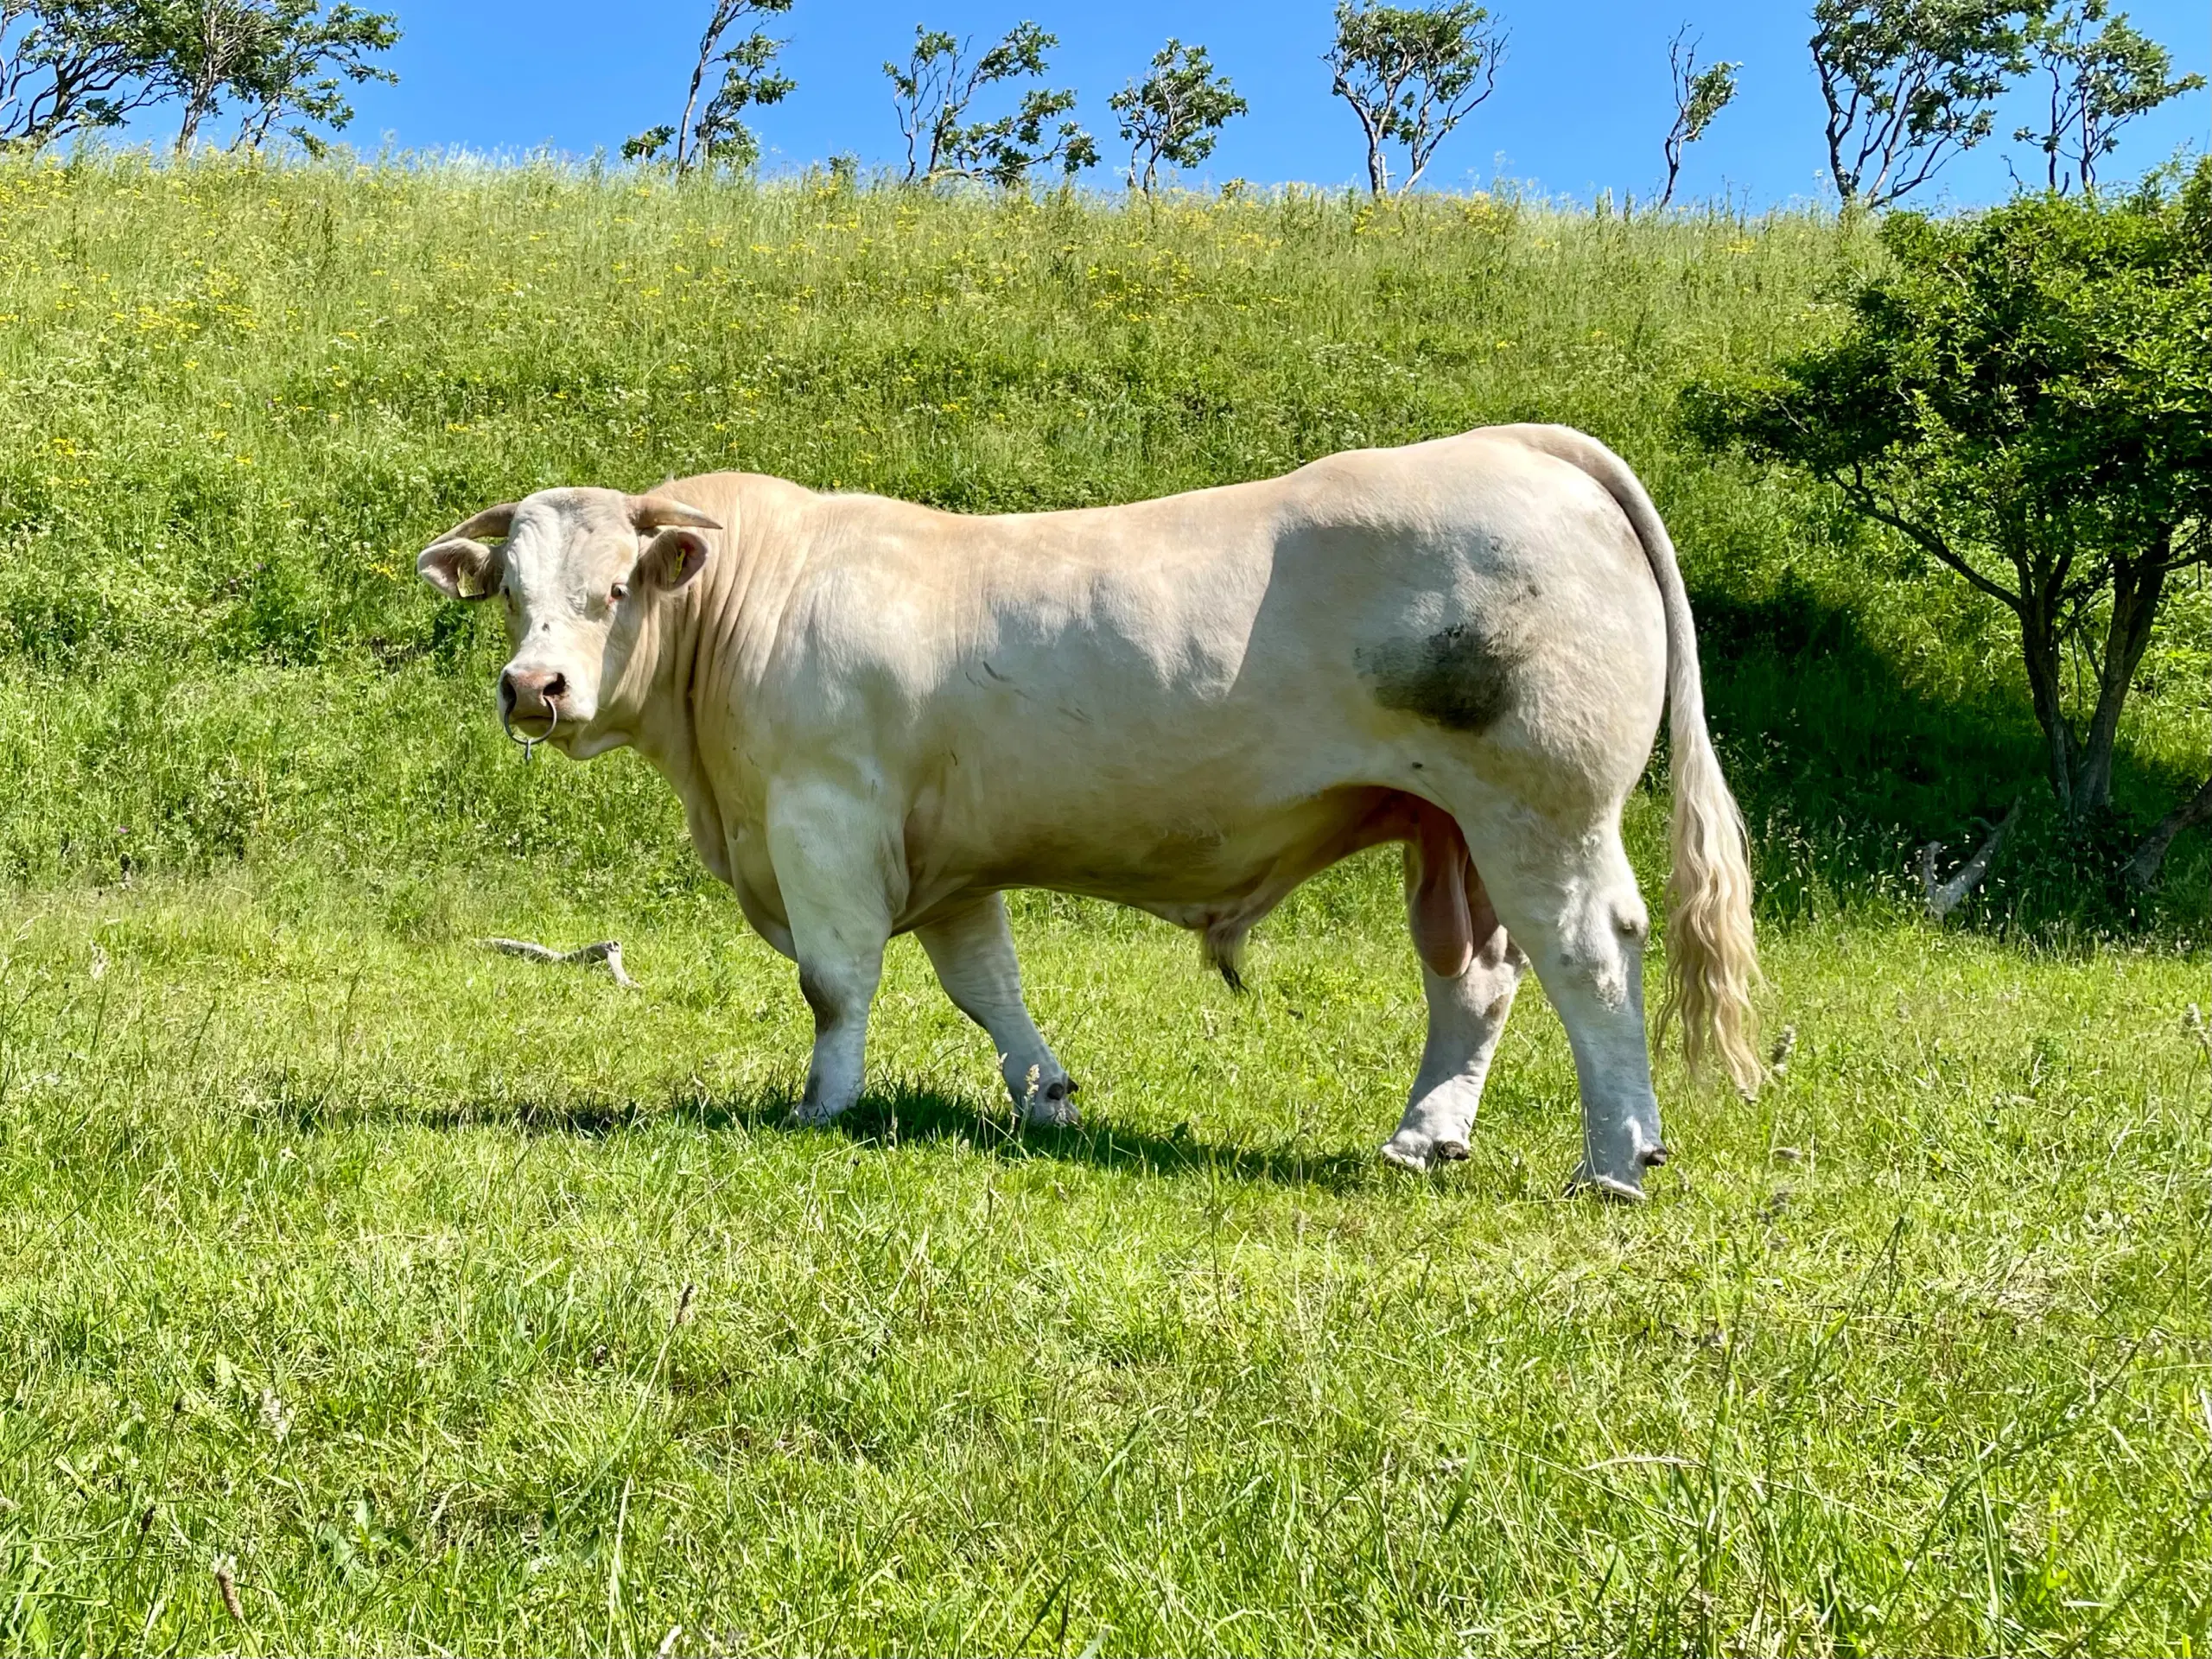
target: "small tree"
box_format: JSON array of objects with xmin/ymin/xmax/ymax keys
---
[
  {"xmin": 1658, "ymin": 25, "xmax": 1738, "ymax": 209},
  {"xmin": 154, "ymin": 0, "xmax": 256, "ymax": 149},
  {"xmin": 0, "ymin": 0, "xmax": 166, "ymax": 150},
  {"xmin": 150, "ymin": 0, "xmax": 397, "ymax": 156},
  {"xmin": 1325, "ymin": 0, "xmax": 1504, "ymax": 198},
  {"xmin": 1682, "ymin": 165, "xmax": 2212, "ymax": 879},
  {"xmin": 625, "ymin": 0, "xmax": 793, "ymax": 173},
  {"xmin": 1109, "ymin": 38, "xmax": 1244, "ymax": 194},
  {"xmin": 885, "ymin": 21, "xmax": 1096, "ymax": 187},
  {"xmin": 2015, "ymin": 1, "xmax": 2203, "ymax": 194},
  {"xmin": 1810, "ymin": 0, "xmax": 2028, "ymax": 207}
]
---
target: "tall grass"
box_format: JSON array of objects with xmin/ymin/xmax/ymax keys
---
[{"xmin": 0, "ymin": 152, "xmax": 2202, "ymax": 932}]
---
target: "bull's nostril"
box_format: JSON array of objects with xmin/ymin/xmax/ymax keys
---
[{"xmin": 544, "ymin": 674, "xmax": 568, "ymax": 703}]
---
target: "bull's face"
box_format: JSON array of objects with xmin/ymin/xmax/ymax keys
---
[{"xmin": 416, "ymin": 487, "xmax": 718, "ymax": 759}]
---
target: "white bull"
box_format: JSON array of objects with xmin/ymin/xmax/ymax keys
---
[{"xmin": 418, "ymin": 423, "xmax": 1759, "ymax": 1199}]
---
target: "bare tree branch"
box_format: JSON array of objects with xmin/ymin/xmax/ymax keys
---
[{"xmin": 1918, "ymin": 796, "xmax": 2022, "ymax": 918}]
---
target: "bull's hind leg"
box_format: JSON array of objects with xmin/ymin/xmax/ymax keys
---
[
  {"xmin": 1459, "ymin": 808, "xmax": 1668, "ymax": 1201},
  {"xmin": 1380, "ymin": 810, "xmax": 1528, "ymax": 1173},
  {"xmin": 916, "ymin": 894, "xmax": 1077, "ymax": 1127}
]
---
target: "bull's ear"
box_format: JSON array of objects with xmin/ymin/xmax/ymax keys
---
[
  {"xmin": 641, "ymin": 526, "xmax": 712, "ymax": 591},
  {"xmin": 416, "ymin": 503, "xmax": 517, "ymax": 600},
  {"xmin": 628, "ymin": 495, "xmax": 720, "ymax": 592}
]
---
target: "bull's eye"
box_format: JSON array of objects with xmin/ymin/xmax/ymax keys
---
[{"xmin": 609, "ymin": 582, "xmax": 629, "ymax": 604}]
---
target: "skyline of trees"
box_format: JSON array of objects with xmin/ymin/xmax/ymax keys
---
[{"xmin": 2, "ymin": 1, "xmax": 2203, "ymax": 207}]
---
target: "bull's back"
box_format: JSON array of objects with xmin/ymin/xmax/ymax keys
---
[{"xmin": 715, "ymin": 432, "xmax": 1664, "ymax": 906}]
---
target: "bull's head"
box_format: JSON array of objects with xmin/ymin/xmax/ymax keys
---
[{"xmin": 416, "ymin": 488, "xmax": 719, "ymax": 759}]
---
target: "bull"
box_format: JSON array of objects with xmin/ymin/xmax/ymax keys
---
[{"xmin": 418, "ymin": 424, "xmax": 1759, "ymax": 1199}]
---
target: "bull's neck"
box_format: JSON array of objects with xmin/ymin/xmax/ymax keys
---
[
  {"xmin": 629, "ymin": 563, "xmax": 712, "ymax": 787},
  {"xmin": 627, "ymin": 499, "xmax": 754, "ymax": 800}
]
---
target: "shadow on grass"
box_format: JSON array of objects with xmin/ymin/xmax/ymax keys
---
[
  {"xmin": 1694, "ymin": 572, "xmax": 2208, "ymax": 942},
  {"xmin": 271, "ymin": 1075, "xmax": 1386, "ymax": 1193}
]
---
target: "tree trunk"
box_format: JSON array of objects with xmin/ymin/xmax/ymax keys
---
[
  {"xmin": 2016, "ymin": 588, "xmax": 2077, "ymax": 817},
  {"xmin": 2130, "ymin": 775, "xmax": 2212, "ymax": 888},
  {"xmin": 2073, "ymin": 557, "xmax": 2164, "ymax": 817},
  {"xmin": 675, "ymin": 63, "xmax": 706, "ymax": 171},
  {"xmin": 175, "ymin": 98, "xmax": 207, "ymax": 155},
  {"xmin": 1919, "ymin": 797, "xmax": 2024, "ymax": 919}
]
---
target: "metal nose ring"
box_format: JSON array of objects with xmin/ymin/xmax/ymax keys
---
[{"xmin": 501, "ymin": 698, "xmax": 557, "ymax": 763}]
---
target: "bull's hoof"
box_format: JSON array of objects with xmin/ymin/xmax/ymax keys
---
[
  {"xmin": 1379, "ymin": 1136, "xmax": 1431, "ymax": 1174},
  {"xmin": 785, "ymin": 1096, "xmax": 849, "ymax": 1129},
  {"xmin": 1565, "ymin": 1163, "xmax": 1649, "ymax": 1204},
  {"xmin": 1020, "ymin": 1077, "xmax": 1080, "ymax": 1128}
]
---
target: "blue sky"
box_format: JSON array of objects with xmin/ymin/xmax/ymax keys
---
[{"xmin": 143, "ymin": 0, "xmax": 2209, "ymax": 207}]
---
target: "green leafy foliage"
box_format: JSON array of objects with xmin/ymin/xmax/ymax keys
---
[
  {"xmin": 1810, "ymin": 0, "xmax": 2029, "ymax": 206},
  {"xmin": 1326, "ymin": 0, "xmax": 1506, "ymax": 197},
  {"xmin": 149, "ymin": 0, "xmax": 397, "ymax": 156},
  {"xmin": 886, "ymin": 20, "xmax": 1096, "ymax": 188},
  {"xmin": 2015, "ymin": 0, "xmax": 2207, "ymax": 194},
  {"xmin": 1108, "ymin": 38, "xmax": 1246, "ymax": 195},
  {"xmin": 0, "ymin": 0, "xmax": 396, "ymax": 155},
  {"xmin": 628, "ymin": 0, "xmax": 795, "ymax": 176},
  {"xmin": 1683, "ymin": 164, "xmax": 2212, "ymax": 836},
  {"xmin": 0, "ymin": 0, "xmax": 171, "ymax": 148},
  {"xmin": 1660, "ymin": 27, "xmax": 1740, "ymax": 209}
]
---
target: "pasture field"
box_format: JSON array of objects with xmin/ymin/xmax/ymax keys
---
[
  {"xmin": 0, "ymin": 867, "xmax": 2206, "ymax": 1654},
  {"xmin": 0, "ymin": 155, "xmax": 2207, "ymax": 1653}
]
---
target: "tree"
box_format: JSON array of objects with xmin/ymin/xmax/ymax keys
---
[
  {"xmin": 151, "ymin": 0, "xmax": 254, "ymax": 149},
  {"xmin": 1682, "ymin": 165, "xmax": 2212, "ymax": 880},
  {"xmin": 1109, "ymin": 38, "xmax": 1244, "ymax": 194},
  {"xmin": 1810, "ymin": 0, "xmax": 2028, "ymax": 207},
  {"xmin": 1658, "ymin": 25, "xmax": 1738, "ymax": 209},
  {"xmin": 1325, "ymin": 1, "xmax": 1504, "ymax": 198},
  {"xmin": 0, "ymin": 0, "xmax": 167, "ymax": 149},
  {"xmin": 2015, "ymin": 1, "xmax": 2202, "ymax": 194},
  {"xmin": 885, "ymin": 21, "xmax": 1096, "ymax": 188},
  {"xmin": 149, "ymin": 0, "xmax": 396, "ymax": 156},
  {"xmin": 625, "ymin": 0, "xmax": 793, "ymax": 173}
]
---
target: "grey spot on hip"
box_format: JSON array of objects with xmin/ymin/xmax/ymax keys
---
[{"xmin": 1357, "ymin": 622, "xmax": 1522, "ymax": 733}]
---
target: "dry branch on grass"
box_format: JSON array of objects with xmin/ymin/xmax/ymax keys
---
[
  {"xmin": 1917, "ymin": 797, "xmax": 2023, "ymax": 919},
  {"xmin": 480, "ymin": 937, "xmax": 639, "ymax": 988}
]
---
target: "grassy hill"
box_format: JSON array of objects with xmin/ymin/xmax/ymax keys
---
[
  {"xmin": 0, "ymin": 153, "xmax": 2202, "ymax": 929},
  {"xmin": 0, "ymin": 157, "xmax": 2204, "ymax": 1654}
]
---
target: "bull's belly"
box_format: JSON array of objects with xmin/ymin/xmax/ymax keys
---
[{"xmin": 899, "ymin": 783, "xmax": 1422, "ymax": 934}]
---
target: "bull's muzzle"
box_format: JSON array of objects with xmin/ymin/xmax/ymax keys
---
[{"xmin": 499, "ymin": 666, "xmax": 567, "ymax": 762}]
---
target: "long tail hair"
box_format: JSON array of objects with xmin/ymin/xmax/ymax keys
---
[{"xmin": 1499, "ymin": 425, "xmax": 1763, "ymax": 1093}]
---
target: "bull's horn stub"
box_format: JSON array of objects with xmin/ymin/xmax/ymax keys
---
[
  {"xmin": 629, "ymin": 496, "xmax": 721, "ymax": 531},
  {"xmin": 443, "ymin": 502, "xmax": 517, "ymax": 542}
]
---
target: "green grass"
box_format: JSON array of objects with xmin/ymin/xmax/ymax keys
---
[
  {"xmin": 0, "ymin": 152, "xmax": 2203, "ymax": 925},
  {"xmin": 0, "ymin": 154, "xmax": 2208, "ymax": 1653},
  {"xmin": 1, "ymin": 866, "xmax": 2206, "ymax": 1654}
]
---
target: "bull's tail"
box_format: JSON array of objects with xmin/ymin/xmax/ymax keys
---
[{"xmin": 1496, "ymin": 425, "xmax": 1763, "ymax": 1094}]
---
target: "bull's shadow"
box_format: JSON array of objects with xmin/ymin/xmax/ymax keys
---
[
  {"xmin": 790, "ymin": 1083, "xmax": 1382, "ymax": 1192},
  {"xmin": 271, "ymin": 1077, "xmax": 1385, "ymax": 1192}
]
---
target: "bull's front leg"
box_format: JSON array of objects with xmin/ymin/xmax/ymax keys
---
[
  {"xmin": 765, "ymin": 781, "xmax": 899, "ymax": 1126},
  {"xmin": 916, "ymin": 893, "xmax": 1077, "ymax": 1126}
]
